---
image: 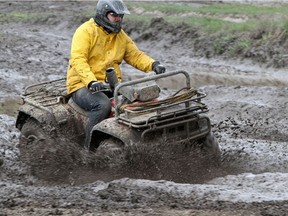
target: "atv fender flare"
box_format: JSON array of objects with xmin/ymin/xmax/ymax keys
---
[
  {"xmin": 16, "ymin": 104, "xmax": 57, "ymax": 131},
  {"xmin": 90, "ymin": 118, "xmax": 141, "ymax": 151}
]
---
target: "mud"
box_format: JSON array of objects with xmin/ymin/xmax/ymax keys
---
[{"xmin": 1, "ymin": 1, "xmax": 288, "ymax": 215}]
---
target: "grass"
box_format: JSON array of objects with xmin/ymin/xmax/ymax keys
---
[
  {"xmin": 126, "ymin": 2, "xmax": 288, "ymax": 33},
  {"xmin": 0, "ymin": 10, "xmax": 94, "ymax": 23},
  {"xmin": 3, "ymin": 2, "xmax": 288, "ymax": 35},
  {"xmin": 193, "ymin": 4, "xmax": 288, "ymax": 15},
  {"xmin": 127, "ymin": 2, "xmax": 195, "ymax": 13},
  {"xmin": 2, "ymin": 2, "xmax": 288, "ymax": 60},
  {"xmin": 124, "ymin": 2, "xmax": 288, "ymax": 57},
  {"xmin": 0, "ymin": 12, "xmax": 45, "ymax": 22},
  {"xmin": 127, "ymin": 2, "xmax": 288, "ymax": 16}
]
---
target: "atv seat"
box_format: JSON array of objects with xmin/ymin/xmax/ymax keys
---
[{"xmin": 68, "ymin": 97, "xmax": 90, "ymax": 117}]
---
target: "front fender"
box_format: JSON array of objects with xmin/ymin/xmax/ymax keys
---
[{"xmin": 90, "ymin": 117, "xmax": 142, "ymax": 149}]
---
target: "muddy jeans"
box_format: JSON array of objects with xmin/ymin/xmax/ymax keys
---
[{"xmin": 72, "ymin": 87, "xmax": 112, "ymax": 149}]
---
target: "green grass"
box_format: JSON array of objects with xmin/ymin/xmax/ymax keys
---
[
  {"xmin": 0, "ymin": 10, "xmax": 94, "ymax": 24},
  {"xmin": 125, "ymin": 2, "xmax": 288, "ymax": 57},
  {"xmin": 126, "ymin": 2, "xmax": 288, "ymax": 34},
  {"xmin": 126, "ymin": 2, "xmax": 195, "ymax": 13},
  {"xmin": 194, "ymin": 4, "xmax": 288, "ymax": 16},
  {"xmin": 125, "ymin": 14, "xmax": 151, "ymax": 24},
  {"xmin": 2, "ymin": 2, "xmax": 288, "ymax": 59},
  {"xmin": 0, "ymin": 12, "xmax": 45, "ymax": 22},
  {"xmin": 3, "ymin": 3, "xmax": 288, "ymax": 36},
  {"xmin": 127, "ymin": 2, "xmax": 288, "ymax": 17}
]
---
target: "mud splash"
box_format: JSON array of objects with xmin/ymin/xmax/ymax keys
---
[{"xmin": 19, "ymin": 137, "xmax": 225, "ymax": 186}]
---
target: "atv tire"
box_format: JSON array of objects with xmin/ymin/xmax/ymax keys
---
[
  {"xmin": 19, "ymin": 118, "xmax": 57, "ymax": 175},
  {"xmin": 95, "ymin": 137, "xmax": 124, "ymax": 168},
  {"xmin": 19, "ymin": 118, "xmax": 52, "ymax": 147},
  {"xmin": 19, "ymin": 118, "xmax": 50, "ymax": 160},
  {"xmin": 19, "ymin": 118, "xmax": 55, "ymax": 165},
  {"xmin": 201, "ymin": 131, "xmax": 221, "ymax": 162}
]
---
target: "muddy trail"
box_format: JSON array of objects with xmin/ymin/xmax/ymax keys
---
[{"xmin": 1, "ymin": 1, "xmax": 288, "ymax": 215}]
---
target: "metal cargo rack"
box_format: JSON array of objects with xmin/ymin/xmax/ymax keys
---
[
  {"xmin": 114, "ymin": 70, "xmax": 209, "ymax": 129},
  {"xmin": 118, "ymin": 89, "xmax": 208, "ymax": 129},
  {"xmin": 21, "ymin": 78, "xmax": 67, "ymax": 112}
]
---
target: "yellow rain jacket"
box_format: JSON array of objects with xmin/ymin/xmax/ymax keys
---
[{"xmin": 66, "ymin": 18, "xmax": 155, "ymax": 94}]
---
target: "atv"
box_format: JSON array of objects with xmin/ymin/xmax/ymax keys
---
[{"xmin": 16, "ymin": 70, "xmax": 220, "ymax": 166}]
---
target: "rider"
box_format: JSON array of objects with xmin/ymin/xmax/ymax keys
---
[{"xmin": 66, "ymin": 0, "xmax": 165, "ymax": 149}]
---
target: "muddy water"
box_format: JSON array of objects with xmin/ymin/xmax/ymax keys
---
[{"xmin": 182, "ymin": 58, "xmax": 288, "ymax": 87}]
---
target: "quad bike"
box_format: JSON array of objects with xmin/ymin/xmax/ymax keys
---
[{"xmin": 16, "ymin": 69, "xmax": 220, "ymax": 166}]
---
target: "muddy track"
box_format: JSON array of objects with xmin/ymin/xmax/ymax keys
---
[{"xmin": 1, "ymin": 1, "xmax": 288, "ymax": 215}]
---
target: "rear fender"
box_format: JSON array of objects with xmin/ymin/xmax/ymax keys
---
[
  {"xmin": 90, "ymin": 118, "xmax": 141, "ymax": 151},
  {"xmin": 16, "ymin": 103, "xmax": 57, "ymax": 130}
]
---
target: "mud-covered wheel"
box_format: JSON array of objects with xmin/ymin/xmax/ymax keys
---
[
  {"xmin": 201, "ymin": 131, "xmax": 221, "ymax": 162},
  {"xmin": 19, "ymin": 118, "xmax": 52, "ymax": 148},
  {"xmin": 19, "ymin": 118, "xmax": 54, "ymax": 166},
  {"xmin": 19, "ymin": 118, "xmax": 82, "ymax": 181},
  {"xmin": 95, "ymin": 137, "xmax": 125, "ymax": 168},
  {"xmin": 18, "ymin": 118, "xmax": 56, "ymax": 175}
]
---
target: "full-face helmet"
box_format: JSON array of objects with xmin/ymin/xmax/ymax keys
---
[{"xmin": 94, "ymin": 0, "xmax": 130, "ymax": 33}]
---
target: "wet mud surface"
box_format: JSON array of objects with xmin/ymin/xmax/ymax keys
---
[{"xmin": 1, "ymin": 1, "xmax": 288, "ymax": 215}]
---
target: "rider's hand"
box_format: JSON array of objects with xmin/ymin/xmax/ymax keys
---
[
  {"xmin": 152, "ymin": 61, "xmax": 166, "ymax": 74},
  {"xmin": 88, "ymin": 81, "xmax": 104, "ymax": 92}
]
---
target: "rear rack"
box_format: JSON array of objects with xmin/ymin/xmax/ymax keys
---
[{"xmin": 21, "ymin": 78, "xmax": 67, "ymax": 112}]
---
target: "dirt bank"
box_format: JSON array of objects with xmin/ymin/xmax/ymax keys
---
[{"xmin": 1, "ymin": 1, "xmax": 288, "ymax": 215}]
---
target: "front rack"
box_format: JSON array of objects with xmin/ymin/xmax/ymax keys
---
[
  {"xmin": 114, "ymin": 70, "xmax": 191, "ymax": 117},
  {"xmin": 118, "ymin": 89, "xmax": 208, "ymax": 129}
]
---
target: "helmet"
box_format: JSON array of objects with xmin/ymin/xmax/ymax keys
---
[{"xmin": 94, "ymin": 0, "xmax": 130, "ymax": 33}]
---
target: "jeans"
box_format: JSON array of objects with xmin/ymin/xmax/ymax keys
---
[{"xmin": 72, "ymin": 87, "xmax": 112, "ymax": 149}]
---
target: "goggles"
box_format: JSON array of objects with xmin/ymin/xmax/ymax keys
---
[{"xmin": 108, "ymin": 12, "xmax": 124, "ymax": 18}]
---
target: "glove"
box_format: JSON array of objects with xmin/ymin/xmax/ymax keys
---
[
  {"xmin": 152, "ymin": 61, "xmax": 166, "ymax": 74},
  {"xmin": 88, "ymin": 81, "xmax": 104, "ymax": 92}
]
